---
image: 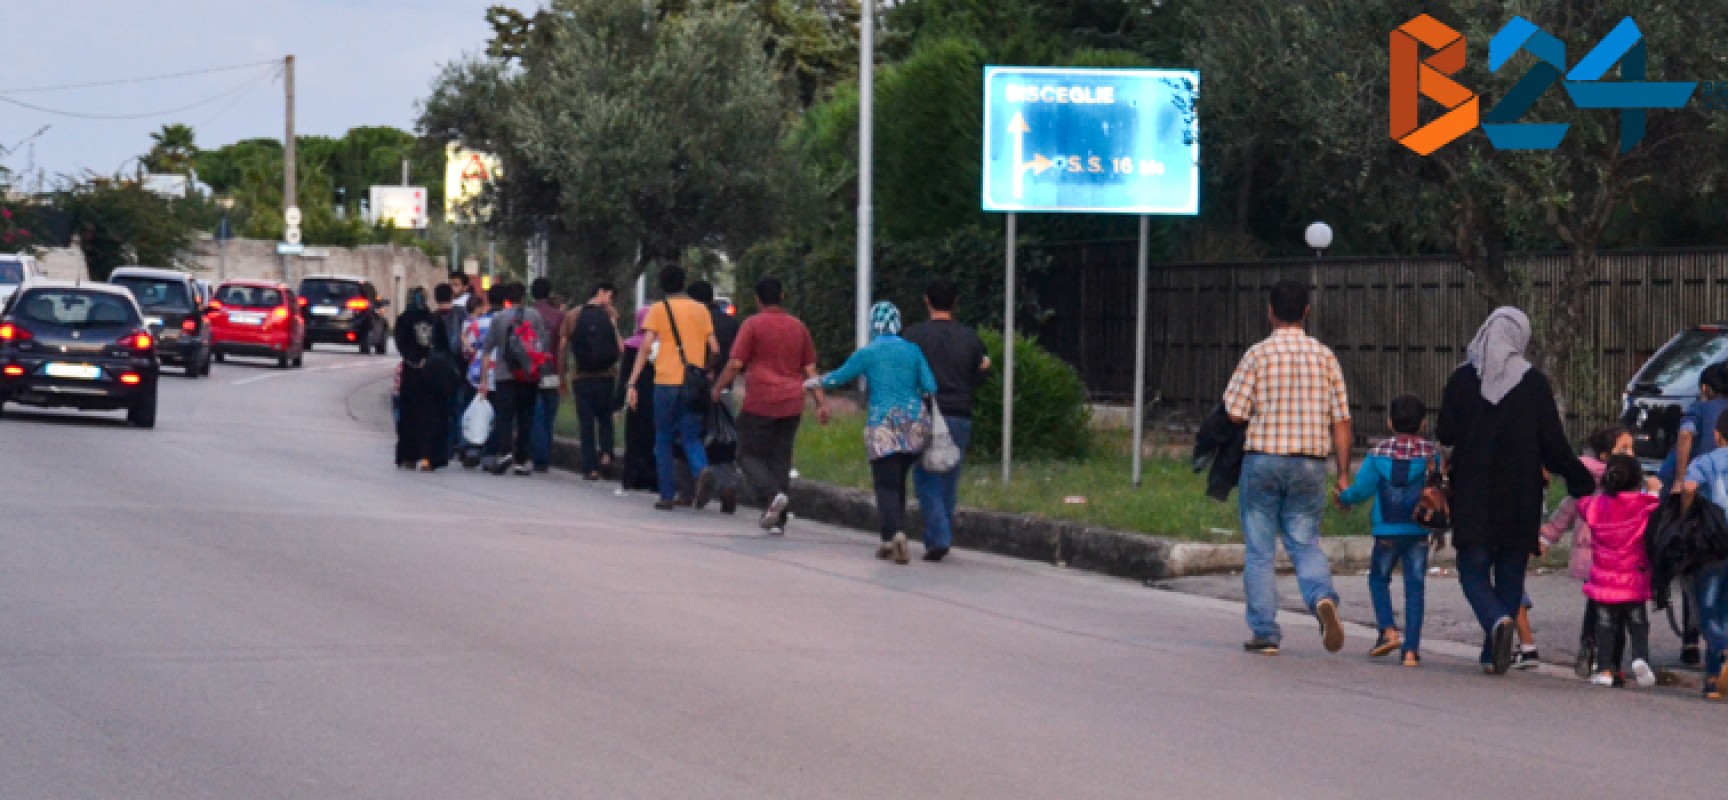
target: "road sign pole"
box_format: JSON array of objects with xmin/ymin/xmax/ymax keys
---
[
  {"xmin": 855, "ymin": 0, "xmax": 875, "ymax": 351},
  {"xmin": 1002, "ymin": 212, "xmax": 1016, "ymax": 485},
  {"xmin": 1132, "ymin": 215, "xmax": 1150, "ymax": 488}
]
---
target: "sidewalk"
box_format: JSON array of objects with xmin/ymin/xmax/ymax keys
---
[{"xmin": 1159, "ymin": 567, "xmax": 1700, "ymax": 687}]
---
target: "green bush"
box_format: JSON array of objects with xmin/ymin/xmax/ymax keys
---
[{"xmin": 972, "ymin": 328, "xmax": 1091, "ymax": 461}]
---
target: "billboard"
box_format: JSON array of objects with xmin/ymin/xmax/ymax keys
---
[
  {"xmin": 445, "ymin": 145, "xmax": 502, "ymax": 222},
  {"xmin": 981, "ymin": 66, "xmax": 1200, "ymax": 215},
  {"xmin": 370, "ymin": 186, "xmax": 428, "ymax": 230}
]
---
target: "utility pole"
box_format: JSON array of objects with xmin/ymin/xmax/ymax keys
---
[
  {"xmin": 282, "ymin": 54, "xmax": 297, "ymax": 284},
  {"xmin": 855, "ymin": 0, "xmax": 874, "ymax": 350}
]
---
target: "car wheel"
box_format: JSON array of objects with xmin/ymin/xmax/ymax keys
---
[
  {"xmin": 292, "ymin": 350, "xmax": 304, "ymax": 368},
  {"xmin": 358, "ymin": 337, "xmax": 371, "ymax": 356},
  {"xmin": 200, "ymin": 352, "xmax": 213, "ymax": 377},
  {"xmin": 304, "ymin": 340, "xmax": 314, "ymax": 351},
  {"xmin": 128, "ymin": 390, "xmax": 157, "ymax": 429},
  {"xmin": 186, "ymin": 362, "xmax": 201, "ymax": 378},
  {"xmin": 278, "ymin": 352, "xmax": 290, "ymax": 369},
  {"xmin": 214, "ymin": 351, "xmax": 226, "ymax": 363}
]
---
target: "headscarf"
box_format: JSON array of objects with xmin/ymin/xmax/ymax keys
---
[
  {"xmin": 869, "ymin": 301, "xmax": 901, "ymax": 339},
  {"xmin": 1465, "ymin": 306, "xmax": 1533, "ymax": 405},
  {"xmin": 624, "ymin": 306, "xmax": 651, "ymax": 349},
  {"xmin": 406, "ymin": 287, "xmax": 430, "ymax": 313}
]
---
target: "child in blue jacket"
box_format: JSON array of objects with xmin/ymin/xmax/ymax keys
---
[{"xmin": 1339, "ymin": 394, "xmax": 1439, "ymax": 667}]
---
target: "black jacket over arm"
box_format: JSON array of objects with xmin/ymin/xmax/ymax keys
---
[{"xmin": 1436, "ymin": 365, "xmax": 1595, "ymax": 554}]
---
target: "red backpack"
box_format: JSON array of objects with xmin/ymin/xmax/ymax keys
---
[{"xmin": 501, "ymin": 308, "xmax": 551, "ymax": 382}]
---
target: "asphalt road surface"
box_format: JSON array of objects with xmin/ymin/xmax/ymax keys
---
[{"xmin": 0, "ymin": 351, "xmax": 1721, "ymax": 799}]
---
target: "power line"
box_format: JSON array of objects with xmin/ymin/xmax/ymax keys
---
[
  {"xmin": 197, "ymin": 67, "xmax": 283, "ymax": 129},
  {"xmin": 0, "ymin": 59, "xmax": 281, "ymax": 95},
  {"xmin": 0, "ymin": 67, "xmax": 277, "ymax": 121}
]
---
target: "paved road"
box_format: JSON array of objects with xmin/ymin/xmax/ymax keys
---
[{"xmin": 1, "ymin": 353, "xmax": 1723, "ymax": 798}]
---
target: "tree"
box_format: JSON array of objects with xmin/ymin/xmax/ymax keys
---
[
  {"xmin": 143, "ymin": 124, "xmax": 198, "ymax": 175},
  {"xmin": 58, "ymin": 181, "xmax": 201, "ymax": 280}
]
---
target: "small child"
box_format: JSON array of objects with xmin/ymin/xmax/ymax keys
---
[
  {"xmin": 1679, "ymin": 411, "xmax": 1728, "ymax": 699},
  {"xmin": 1338, "ymin": 394, "xmax": 1437, "ymax": 668},
  {"xmin": 1540, "ymin": 426, "xmax": 1643, "ymax": 678},
  {"xmin": 1578, "ymin": 455, "xmax": 1661, "ymax": 688}
]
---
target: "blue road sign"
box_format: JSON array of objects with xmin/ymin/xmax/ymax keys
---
[{"xmin": 982, "ymin": 66, "xmax": 1200, "ymax": 215}]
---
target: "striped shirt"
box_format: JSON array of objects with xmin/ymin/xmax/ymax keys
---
[{"xmin": 1222, "ymin": 327, "xmax": 1351, "ymax": 458}]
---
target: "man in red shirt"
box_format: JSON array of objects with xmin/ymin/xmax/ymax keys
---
[{"xmin": 712, "ymin": 276, "xmax": 827, "ymax": 534}]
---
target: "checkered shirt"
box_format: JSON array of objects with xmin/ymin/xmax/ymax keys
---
[{"xmin": 1222, "ymin": 328, "xmax": 1351, "ymax": 458}]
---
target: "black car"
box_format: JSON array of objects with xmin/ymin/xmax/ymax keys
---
[
  {"xmin": 298, "ymin": 275, "xmax": 390, "ymax": 355},
  {"xmin": 0, "ymin": 281, "xmax": 160, "ymax": 428},
  {"xmin": 1621, "ymin": 324, "xmax": 1728, "ymax": 468},
  {"xmin": 109, "ymin": 266, "xmax": 214, "ymax": 377}
]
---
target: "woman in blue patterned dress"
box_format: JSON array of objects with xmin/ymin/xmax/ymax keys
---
[{"xmin": 812, "ymin": 302, "xmax": 938, "ymax": 564}]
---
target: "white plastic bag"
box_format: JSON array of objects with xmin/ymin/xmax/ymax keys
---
[
  {"xmin": 462, "ymin": 394, "xmax": 493, "ymax": 447},
  {"xmin": 920, "ymin": 401, "xmax": 961, "ymax": 474}
]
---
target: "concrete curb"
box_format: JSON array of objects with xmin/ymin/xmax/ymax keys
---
[{"xmin": 548, "ymin": 434, "xmax": 1458, "ymax": 579}]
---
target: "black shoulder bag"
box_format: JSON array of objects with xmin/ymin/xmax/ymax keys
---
[{"xmin": 663, "ymin": 300, "xmax": 711, "ymax": 413}]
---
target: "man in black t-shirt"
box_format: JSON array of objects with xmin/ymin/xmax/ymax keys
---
[{"xmin": 903, "ymin": 279, "xmax": 990, "ymax": 562}]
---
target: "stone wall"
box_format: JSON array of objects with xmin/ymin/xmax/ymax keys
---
[{"xmin": 186, "ymin": 239, "xmax": 445, "ymax": 323}]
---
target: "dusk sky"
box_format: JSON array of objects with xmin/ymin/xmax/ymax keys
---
[{"xmin": 0, "ymin": 0, "xmax": 498, "ymax": 186}]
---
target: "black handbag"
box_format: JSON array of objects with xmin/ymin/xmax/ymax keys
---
[{"xmin": 662, "ymin": 300, "xmax": 711, "ymax": 413}]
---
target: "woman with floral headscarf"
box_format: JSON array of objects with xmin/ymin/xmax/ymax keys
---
[
  {"xmin": 1438, "ymin": 307, "xmax": 1594, "ymax": 674},
  {"xmin": 811, "ymin": 301, "xmax": 938, "ymax": 564}
]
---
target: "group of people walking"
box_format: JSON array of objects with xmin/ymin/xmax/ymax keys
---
[
  {"xmin": 392, "ymin": 264, "xmax": 989, "ymax": 565},
  {"xmin": 1224, "ymin": 280, "xmax": 1728, "ymax": 699}
]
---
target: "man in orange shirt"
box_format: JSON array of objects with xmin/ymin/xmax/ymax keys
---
[{"xmin": 625, "ymin": 264, "xmax": 720, "ymax": 511}]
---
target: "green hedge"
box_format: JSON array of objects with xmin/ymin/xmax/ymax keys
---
[{"xmin": 972, "ymin": 329, "xmax": 1091, "ymax": 461}]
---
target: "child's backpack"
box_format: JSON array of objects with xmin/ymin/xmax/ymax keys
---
[
  {"xmin": 502, "ymin": 308, "xmax": 550, "ymax": 383},
  {"xmin": 570, "ymin": 305, "xmax": 621, "ymax": 373},
  {"xmin": 1378, "ymin": 458, "xmax": 1427, "ymax": 524}
]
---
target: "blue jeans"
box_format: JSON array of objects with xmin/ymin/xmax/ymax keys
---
[
  {"xmin": 913, "ymin": 416, "xmax": 973, "ymax": 552},
  {"xmin": 653, "ymin": 386, "xmax": 708, "ymax": 502},
  {"xmin": 1696, "ymin": 561, "xmax": 1728, "ymax": 683},
  {"xmin": 1368, "ymin": 535, "xmax": 1428, "ymax": 653},
  {"xmin": 1239, "ymin": 454, "xmax": 1338, "ymax": 643},
  {"xmin": 531, "ymin": 387, "xmax": 560, "ymax": 470},
  {"xmin": 1455, "ymin": 544, "xmax": 1528, "ymax": 664}
]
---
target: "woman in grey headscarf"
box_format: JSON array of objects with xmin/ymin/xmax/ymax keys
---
[{"xmin": 1438, "ymin": 307, "xmax": 1594, "ymax": 674}]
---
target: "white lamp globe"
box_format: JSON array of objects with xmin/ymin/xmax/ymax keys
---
[{"xmin": 1304, "ymin": 222, "xmax": 1333, "ymax": 252}]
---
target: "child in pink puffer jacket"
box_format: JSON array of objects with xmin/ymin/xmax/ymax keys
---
[{"xmin": 1577, "ymin": 455, "xmax": 1661, "ymax": 688}]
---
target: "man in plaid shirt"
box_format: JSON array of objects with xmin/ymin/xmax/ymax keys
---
[{"xmin": 1223, "ymin": 280, "xmax": 1354, "ymax": 656}]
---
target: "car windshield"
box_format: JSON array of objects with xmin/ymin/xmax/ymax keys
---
[
  {"xmin": 217, "ymin": 285, "xmax": 283, "ymax": 308},
  {"xmin": 112, "ymin": 276, "xmax": 194, "ymax": 312},
  {"xmin": 0, "ymin": 262, "xmax": 22, "ymax": 285},
  {"xmin": 14, "ymin": 290, "xmax": 138, "ymax": 329},
  {"xmin": 1638, "ymin": 329, "xmax": 1728, "ymax": 392},
  {"xmin": 300, "ymin": 280, "xmax": 362, "ymax": 305}
]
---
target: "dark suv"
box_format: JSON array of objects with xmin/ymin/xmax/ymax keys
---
[
  {"xmin": 298, "ymin": 275, "xmax": 390, "ymax": 355},
  {"xmin": 1621, "ymin": 324, "xmax": 1728, "ymax": 469},
  {"xmin": 0, "ymin": 281, "xmax": 161, "ymax": 427},
  {"xmin": 109, "ymin": 266, "xmax": 214, "ymax": 377}
]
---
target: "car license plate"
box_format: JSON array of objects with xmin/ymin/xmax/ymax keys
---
[
  {"xmin": 45, "ymin": 363, "xmax": 101, "ymax": 380},
  {"xmin": 311, "ymin": 305, "xmax": 339, "ymax": 317},
  {"xmin": 229, "ymin": 312, "xmax": 265, "ymax": 325}
]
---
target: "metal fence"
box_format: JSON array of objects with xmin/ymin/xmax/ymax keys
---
[{"xmin": 1026, "ymin": 243, "xmax": 1728, "ymax": 431}]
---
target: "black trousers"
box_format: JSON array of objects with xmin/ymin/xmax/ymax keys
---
[
  {"xmin": 870, "ymin": 453, "xmax": 918, "ymax": 541},
  {"xmin": 1593, "ymin": 600, "xmax": 1650, "ymax": 673},
  {"xmin": 490, "ymin": 381, "xmax": 537, "ymax": 464},
  {"xmin": 737, "ymin": 411, "xmax": 802, "ymax": 509},
  {"xmin": 573, "ymin": 376, "xmax": 616, "ymax": 474}
]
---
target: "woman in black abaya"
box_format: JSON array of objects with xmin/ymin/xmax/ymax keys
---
[{"xmin": 395, "ymin": 288, "xmax": 455, "ymax": 470}]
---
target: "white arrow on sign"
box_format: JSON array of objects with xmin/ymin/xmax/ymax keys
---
[{"xmin": 1009, "ymin": 113, "xmax": 1031, "ymax": 199}]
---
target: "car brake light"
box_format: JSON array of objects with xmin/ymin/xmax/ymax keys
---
[
  {"xmin": 271, "ymin": 306, "xmax": 289, "ymax": 321},
  {"xmin": 2, "ymin": 365, "xmax": 22, "ymax": 377},
  {"xmin": 124, "ymin": 332, "xmax": 153, "ymax": 350},
  {"xmin": 119, "ymin": 373, "xmax": 142, "ymax": 385},
  {"xmin": 181, "ymin": 318, "xmax": 198, "ymax": 334},
  {"xmin": 345, "ymin": 298, "xmax": 370, "ymax": 312},
  {"xmin": 208, "ymin": 299, "xmax": 223, "ymax": 311},
  {"xmin": 345, "ymin": 331, "xmax": 357, "ymax": 341},
  {"xmin": 0, "ymin": 323, "xmax": 30, "ymax": 342},
  {"xmin": 298, "ymin": 297, "xmax": 308, "ymax": 307}
]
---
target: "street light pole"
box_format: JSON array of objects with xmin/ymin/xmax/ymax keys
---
[{"xmin": 855, "ymin": 0, "xmax": 875, "ymax": 351}]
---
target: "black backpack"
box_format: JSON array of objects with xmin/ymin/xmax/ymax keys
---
[{"xmin": 570, "ymin": 305, "xmax": 620, "ymax": 373}]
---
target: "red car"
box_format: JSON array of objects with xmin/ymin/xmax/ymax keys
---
[{"xmin": 208, "ymin": 280, "xmax": 305, "ymax": 368}]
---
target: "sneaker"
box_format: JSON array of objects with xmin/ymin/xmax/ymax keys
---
[
  {"xmin": 693, "ymin": 468, "xmax": 717, "ymax": 510},
  {"xmin": 761, "ymin": 493, "xmax": 790, "ymax": 530},
  {"xmin": 513, "ymin": 463, "xmax": 532, "ymax": 476},
  {"xmin": 1574, "ymin": 643, "xmax": 1595, "ymax": 679},
  {"xmin": 889, "ymin": 532, "xmax": 911, "ymax": 565},
  {"xmin": 875, "ymin": 541, "xmax": 894, "ymax": 560},
  {"xmin": 1490, "ymin": 617, "xmax": 1515, "ymax": 675},
  {"xmin": 1590, "ymin": 671, "xmax": 1616, "ymax": 687},
  {"xmin": 1315, "ymin": 598, "xmax": 1344, "ymax": 653},
  {"xmin": 1402, "ymin": 651, "xmax": 1421, "ymax": 668},
  {"xmin": 487, "ymin": 455, "xmax": 514, "ymax": 475},
  {"xmin": 766, "ymin": 525, "xmax": 785, "ymax": 536},
  {"xmin": 1243, "ymin": 638, "xmax": 1280, "ymax": 655},
  {"xmin": 923, "ymin": 547, "xmax": 950, "ymax": 563},
  {"xmin": 1368, "ymin": 629, "xmax": 1401, "ymax": 658},
  {"xmin": 653, "ymin": 499, "xmax": 677, "ymax": 511},
  {"xmin": 1705, "ymin": 678, "xmax": 1722, "ymax": 700},
  {"xmin": 1683, "ymin": 642, "xmax": 1703, "ymax": 667},
  {"xmin": 675, "ymin": 495, "xmax": 694, "ymax": 508},
  {"xmin": 1513, "ymin": 647, "xmax": 1540, "ymax": 670},
  {"xmin": 1632, "ymin": 659, "xmax": 1657, "ymax": 688}
]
